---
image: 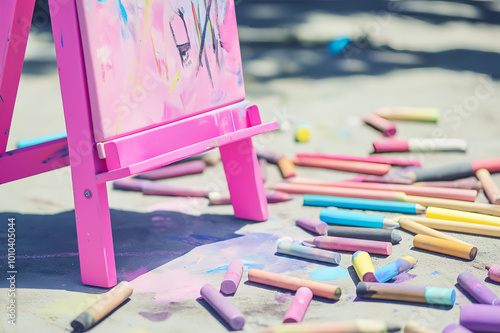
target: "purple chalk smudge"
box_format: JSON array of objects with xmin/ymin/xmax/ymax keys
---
[
  {"xmin": 275, "ymin": 292, "xmax": 291, "ymax": 303},
  {"xmin": 393, "ymin": 273, "xmax": 417, "ymax": 284},
  {"xmin": 139, "ymin": 311, "xmax": 171, "ymax": 322},
  {"xmin": 122, "ymin": 266, "xmax": 148, "ymax": 281}
]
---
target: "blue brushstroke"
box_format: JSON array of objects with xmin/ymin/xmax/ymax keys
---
[
  {"xmin": 85, "ymin": 0, "xmax": 92, "ymax": 16},
  {"xmin": 118, "ymin": 0, "xmax": 128, "ymax": 23},
  {"xmin": 116, "ymin": 0, "xmax": 129, "ymax": 39},
  {"xmin": 0, "ymin": 95, "xmax": 4, "ymax": 103},
  {"xmin": 206, "ymin": 263, "xmax": 258, "ymax": 274},
  {"xmin": 97, "ymin": 0, "xmax": 107, "ymax": 2},
  {"xmin": 431, "ymin": 271, "xmax": 440, "ymax": 275},
  {"xmin": 60, "ymin": 31, "xmax": 64, "ymax": 48}
]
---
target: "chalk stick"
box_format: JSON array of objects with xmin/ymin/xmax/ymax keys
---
[
  {"xmin": 362, "ymin": 113, "xmax": 397, "ymax": 137},
  {"xmin": 414, "ymin": 178, "xmax": 482, "ymax": 190},
  {"xmin": 320, "ymin": 209, "xmax": 400, "ymax": 229},
  {"xmin": 220, "ymin": 260, "xmax": 244, "ymax": 295},
  {"xmin": 259, "ymin": 158, "xmax": 268, "ymax": 184},
  {"xmin": 208, "ymin": 190, "xmax": 292, "ymax": 205},
  {"xmin": 374, "ymin": 257, "xmax": 417, "ymax": 283},
  {"xmin": 296, "ymin": 217, "xmax": 329, "ymax": 235},
  {"xmin": 410, "ymin": 162, "xmax": 474, "ymax": 182},
  {"xmin": 352, "ymin": 251, "xmax": 377, "ymax": 282},
  {"xmin": 200, "ymin": 284, "xmax": 245, "ymax": 330},
  {"xmin": 413, "ymin": 234, "xmax": 477, "ymax": 261},
  {"xmin": 295, "ymin": 121, "xmax": 311, "ymax": 142},
  {"xmin": 442, "ymin": 323, "xmax": 473, "ymax": 333},
  {"xmin": 356, "ymin": 282, "xmax": 455, "ymax": 306},
  {"xmin": 375, "ymin": 107, "xmax": 439, "ymax": 122},
  {"xmin": 404, "ymin": 321, "xmax": 436, "ymax": 333},
  {"xmin": 304, "ymin": 194, "xmax": 425, "ymax": 214},
  {"xmin": 373, "ymin": 139, "xmax": 467, "ymax": 153},
  {"xmin": 303, "ymin": 236, "xmax": 392, "ymax": 255},
  {"xmin": 295, "ymin": 156, "xmax": 391, "ymax": 176},
  {"xmin": 248, "ymin": 269, "xmax": 341, "ymax": 300},
  {"xmin": 277, "ymin": 241, "xmax": 341, "ymax": 265},
  {"xmin": 70, "ymin": 281, "xmax": 133, "ymax": 332},
  {"xmin": 283, "ymin": 287, "xmax": 313, "ymax": 323},
  {"xmin": 327, "ymin": 226, "xmax": 402, "ymax": 244},
  {"xmin": 397, "ymin": 217, "xmax": 471, "ymax": 245},
  {"xmin": 137, "ymin": 160, "xmax": 206, "ymax": 180},
  {"xmin": 278, "ymin": 158, "xmax": 297, "ymax": 179},
  {"xmin": 141, "ymin": 181, "xmax": 208, "ymax": 197},
  {"xmin": 486, "ymin": 265, "xmax": 500, "ymax": 283},
  {"xmin": 260, "ymin": 320, "xmax": 401, "ymax": 333},
  {"xmin": 460, "ymin": 304, "xmax": 500, "ymax": 332},
  {"xmin": 457, "ymin": 271, "xmax": 500, "ymax": 305},
  {"xmin": 397, "ymin": 215, "xmax": 500, "ymax": 239},
  {"xmin": 426, "ymin": 206, "xmax": 500, "ymax": 228},
  {"xmin": 113, "ymin": 178, "xmax": 149, "ymax": 192},
  {"xmin": 296, "ymin": 152, "xmax": 420, "ymax": 167},
  {"xmin": 476, "ymin": 168, "xmax": 500, "ymax": 205}
]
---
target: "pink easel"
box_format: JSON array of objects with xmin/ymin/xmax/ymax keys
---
[{"xmin": 0, "ymin": 0, "xmax": 278, "ymax": 287}]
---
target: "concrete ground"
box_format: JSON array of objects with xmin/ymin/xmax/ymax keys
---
[{"xmin": 1, "ymin": 1, "xmax": 500, "ymax": 332}]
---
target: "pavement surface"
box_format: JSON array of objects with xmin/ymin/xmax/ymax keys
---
[{"xmin": 1, "ymin": 1, "xmax": 500, "ymax": 332}]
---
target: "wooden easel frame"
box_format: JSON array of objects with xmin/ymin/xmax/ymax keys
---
[{"xmin": 0, "ymin": 0, "xmax": 277, "ymax": 287}]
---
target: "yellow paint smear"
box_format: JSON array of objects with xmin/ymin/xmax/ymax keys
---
[{"xmin": 168, "ymin": 70, "xmax": 180, "ymax": 94}]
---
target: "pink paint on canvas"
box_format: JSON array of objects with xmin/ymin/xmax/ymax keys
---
[{"xmin": 76, "ymin": 0, "xmax": 245, "ymax": 142}]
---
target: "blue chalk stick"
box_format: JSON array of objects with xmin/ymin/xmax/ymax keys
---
[
  {"xmin": 304, "ymin": 194, "xmax": 419, "ymax": 214},
  {"xmin": 319, "ymin": 209, "xmax": 386, "ymax": 228}
]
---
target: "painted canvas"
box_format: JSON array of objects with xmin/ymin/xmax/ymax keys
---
[{"xmin": 75, "ymin": 0, "xmax": 245, "ymax": 142}]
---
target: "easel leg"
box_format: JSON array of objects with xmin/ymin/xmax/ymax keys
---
[
  {"xmin": 219, "ymin": 138, "xmax": 268, "ymax": 221},
  {"xmin": 49, "ymin": 0, "xmax": 116, "ymax": 287}
]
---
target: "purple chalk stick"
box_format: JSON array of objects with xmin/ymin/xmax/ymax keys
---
[
  {"xmin": 113, "ymin": 178, "xmax": 149, "ymax": 192},
  {"xmin": 200, "ymin": 284, "xmax": 245, "ymax": 330},
  {"xmin": 460, "ymin": 304, "xmax": 500, "ymax": 332},
  {"xmin": 220, "ymin": 260, "xmax": 244, "ymax": 295},
  {"xmin": 141, "ymin": 181, "xmax": 208, "ymax": 197},
  {"xmin": 137, "ymin": 160, "xmax": 206, "ymax": 180},
  {"xmin": 442, "ymin": 323, "xmax": 473, "ymax": 333},
  {"xmin": 283, "ymin": 287, "xmax": 313, "ymax": 323},
  {"xmin": 296, "ymin": 217, "xmax": 328, "ymax": 235},
  {"xmin": 457, "ymin": 271, "xmax": 500, "ymax": 305}
]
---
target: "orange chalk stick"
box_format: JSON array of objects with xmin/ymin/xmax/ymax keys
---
[{"xmin": 413, "ymin": 234, "xmax": 477, "ymax": 260}]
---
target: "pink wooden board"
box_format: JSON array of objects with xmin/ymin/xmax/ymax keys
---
[{"xmin": 75, "ymin": 0, "xmax": 245, "ymax": 142}]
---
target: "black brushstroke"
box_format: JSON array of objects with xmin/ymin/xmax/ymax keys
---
[
  {"xmin": 196, "ymin": 0, "xmax": 213, "ymax": 76},
  {"xmin": 169, "ymin": 9, "xmax": 192, "ymax": 68}
]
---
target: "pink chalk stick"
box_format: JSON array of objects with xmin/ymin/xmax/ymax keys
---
[
  {"xmin": 296, "ymin": 153, "xmax": 421, "ymax": 167},
  {"xmin": 208, "ymin": 190, "xmax": 292, "ymax": 205},
  {"xmin": 141, "ymin": 181, "xmax": 208, "ymax": 197},
  {"xmin": 136, "ymin": 160, "xmax": 206, "ymax": 180},
  {"xmin": 487, "ymin": 265, "xmax": 500, "ymax": 283},
  {"xmin": 220, "ymin": 260, "xmax": 244, "ymax": 295},
  {"xmin": 296, "ymin": 217, "xmax": 328, "ymax": 235},
  {"xmin": 259, "ymin": 158, "xmax": 268, "ymax": 184},
  {"xmin": 362, "ymin": 113, "xmax": 397, "ymax": 137},
  {"xmin": 304, "ymin": 236, "xmax": 392, "ymax": 255},
  {"xmin": 283, "ymin": 287, "xmax": 313, "ymax": 323},
  {"xmin": 373, "ymin": 140, "xmax": 410, "ymax": 153}
]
